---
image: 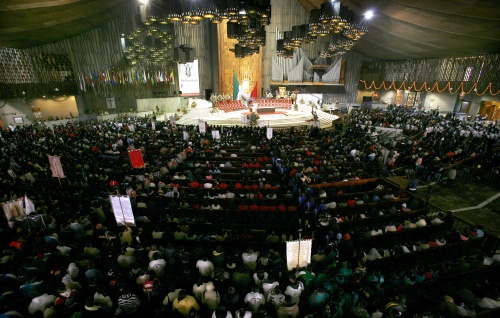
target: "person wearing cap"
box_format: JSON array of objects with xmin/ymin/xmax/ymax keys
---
[
  {"xmin": 212, "ymin": 245, "xmax": 226, "ymax": 268},
  {"xmin": 401, "ymin": 203, "xmax": 408, "ymax": 213}
]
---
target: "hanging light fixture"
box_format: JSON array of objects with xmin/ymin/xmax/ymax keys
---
[
  {"xmin": 141, "ymin": 1, "xmax": 271, "ymax": 58},
  {"xmin": 277, "ymin": 0, "xmax": 368, "ymax": 59}
]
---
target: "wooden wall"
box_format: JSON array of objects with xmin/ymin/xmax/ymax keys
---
[{"xmin": 217, "ymin": 21, "xmax": 262, "ymax": 98}]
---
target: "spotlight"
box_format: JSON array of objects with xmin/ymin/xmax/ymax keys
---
[{"xmin": 364, "ymin": 10, "xmax": 374, "ymax": 20}]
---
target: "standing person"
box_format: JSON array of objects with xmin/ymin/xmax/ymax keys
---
[
  {"xmin": 244, "ymin": 285, "xmax": 266, "ymax": 314},
  {"xmin": 203, "ymin": 282, "xmax": 221, "ymax": 313},
  {"xmin": 446, "ymin": 167, "xmax": 457, "ymax": 188},
  {"xmin": 173, "ymin": 290, "xmax": 201, "ymax": 317},
  {"xmin": 242, "ymin": 248, "xmax": 259, "ymax": 271},
  {"xmin": 276, "ymin": 295, "xmax": 299, "ymax": 318}
]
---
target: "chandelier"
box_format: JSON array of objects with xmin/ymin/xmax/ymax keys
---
[
  {"xmin": 277, "ymin": 0, "xmax": 368, "ymax": 59},
  {"xmin": 143, "ymin": 0, "xmax": 272, "ymax": 58},
  {"xmin": 124, "ymin": 22, "xmax": 176, "ymax": 66}
]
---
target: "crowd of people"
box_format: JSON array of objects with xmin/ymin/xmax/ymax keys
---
[{"xmin": 0, "ymin": 106, "xmax": 499, "ymax": 318}]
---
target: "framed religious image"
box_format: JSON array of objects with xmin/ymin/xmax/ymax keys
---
[
  {"xmin": 278, "ymin": 87, "xmax": 286, "ymax": 98},
  {"xmin": 13, "ymin": 117, "xmax": 24, "ymax": 124}
]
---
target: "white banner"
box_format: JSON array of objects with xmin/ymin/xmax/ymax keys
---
[
  {"xmin": 2, "ymin": 198, "xmax": 24, "ymax": 221},
  {"xmin": 178, "ymin": 59, "xmax": 200, "ymax": 96},
  {"xmin": 24, "ymin": 196, "xmax": 35, "ymax": 215},
  {"xmin": 286, "ymin": 239, "xmax": 312, "ymax": 271},
  {"xmin": 183, "ymin": 131, "xmax": 189, "ymax": 140},
  {"xmin": 198, "ymin": 120, "xmax": 206, "ymax": 133},
  {"xmin": 267, "ymin": 127, "xmax": 273, "ymax": 139},
  {"xmin": 211, "ymin": 130, "xmax": 220, "ymax": 140},
  {"xmin": 48, "ymin": 155, "xmax": 65, "ymax": 178},
  {"xmin": 110, "ymin": 195, "xmax": 135, "ymax": 227},
  {"xmin": 151, "ymin": 122, "xmax": 155, "ymax": 131}
]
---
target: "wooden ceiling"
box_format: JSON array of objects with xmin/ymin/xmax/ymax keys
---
[
  {"xmin": 0, "ymin": 0, "xmax": 499, "ymax": 61},
  {"xmin": 0, "ymin": 0, "xmax": 134, "ymax": 48}
]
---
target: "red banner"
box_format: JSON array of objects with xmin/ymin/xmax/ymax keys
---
[{"xmin": 128, "ymin": 150, "xmax": 144, "ymax": 169}]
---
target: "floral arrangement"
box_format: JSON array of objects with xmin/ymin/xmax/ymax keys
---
[{"xmin": 246, "ymin": 112, "xmax": 260, "ymax": 125}]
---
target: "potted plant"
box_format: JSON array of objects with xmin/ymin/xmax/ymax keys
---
[{"xmin": 191, "ymin": 101, "xmax": 197, "ymax": 108}]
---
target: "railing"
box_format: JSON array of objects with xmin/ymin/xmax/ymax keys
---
[{"xmin": 455, "ymin": 166, "xmax": 500, "ymax": 187}]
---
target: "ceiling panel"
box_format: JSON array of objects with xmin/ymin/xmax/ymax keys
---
[{"xmin": 0, "ymin": 0, "xmax": 498, "ymax": 60}]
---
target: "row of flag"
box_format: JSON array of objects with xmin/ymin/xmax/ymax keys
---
[{"xmin": 79, "ymin": 68, "xmax": 175, "ymax": 92}]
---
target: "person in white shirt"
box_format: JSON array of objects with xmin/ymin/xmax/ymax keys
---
[
  {"xmin": 196, "ymin": 257, "xmax": 214, "ymax": 277},
  {"xmin": 148, "ymin": 252, "xmax": 166, "ymax": 278},
  {"xmin": 262, "ymin": 278, "xmax": 279, "ymax": 299},
  {"xmin": 244, "ymin": 285, "xmax": 266, "ymax": 313},
  {"xmin": 284, "ymin": 277, "xmax": 304, "ymax": 305},
  {"xmin": 202, "ymin": 282, "xmax": 220, "ymax": 311},
  {"xmin": 242, "ymin": 248, "xmax": 260, "ymax": 271}
]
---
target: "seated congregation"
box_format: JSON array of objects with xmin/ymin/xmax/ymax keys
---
[{"xmin": 1, "ymin": 106, "xmax": 499, "ymax": 318}]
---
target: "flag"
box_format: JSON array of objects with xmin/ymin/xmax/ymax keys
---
[
  {"xmin": 267, "ymin": 127, "xmax": 273, "ymax": 140},
  {"xmin": 82, "ymin": 166, "xmax": 88, "ymax": 183},
  {"xmin": 48, "ymin": 155, "xmax": 65, "ymax": 178},
  {"xmin": 169, "ymin": 69, "xmax": 174, "ymax": 84},
  {"xmin": 251, "ymin": 81, "xmax": 258, "ymax": 101},
  {"xmin": 24, "ymin": 195, "xmax": 35, "ymax": 215},
  {"xmin": 233, "ymin": 71, "xmax": 239, "ymax": 100},
  {"xmin": 79, "ymin": 72, "xmax": 86, "ymax": 92},
  {"xmin": 128, "ymin": 150, "xmax": 144, "ymax": 169}
]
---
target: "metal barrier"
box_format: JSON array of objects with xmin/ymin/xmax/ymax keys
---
[{"xmin": 455, "ymin": 166, "xmax": 500, "ymax": 187}]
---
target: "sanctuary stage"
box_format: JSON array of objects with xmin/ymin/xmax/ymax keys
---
[{"xmin": 175, "ymin": 99, "xmax": 339, "ymax": 128}]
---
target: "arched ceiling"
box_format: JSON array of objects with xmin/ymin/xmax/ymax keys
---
[
  {"xmin": 0, "ymin": 0, "xmax": 499, "ymax": 61},
  {"xmin": 298, "ymin": 0, "xmax": 500, "ymax": 60}
]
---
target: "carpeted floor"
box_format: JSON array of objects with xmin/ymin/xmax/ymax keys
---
[
  {"xmin": 241, "ymin": 111, "xmax": 287, "ymax": 116},
  {"xmin": 385, "ymin": 176, "xmax": 500, "ymax": 238},
  {"xmin": 428, "ymin": 181, "xmax": 500, "ymax": 238}
]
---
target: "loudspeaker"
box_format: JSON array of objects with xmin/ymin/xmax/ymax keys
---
[{"xmin": 205, "ymin": 89, "xmax": 212, "ymax": 101}]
